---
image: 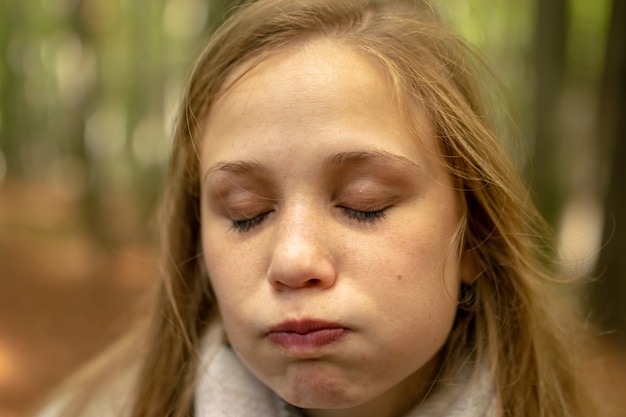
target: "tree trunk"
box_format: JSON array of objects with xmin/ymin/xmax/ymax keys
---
[
  {"xmin": 532, "ymin": 0, "xmax": 569, "ymax": 227},
  {"xmin": 592, "ymin": 0, "xmax": 626, "ymax": 342}
]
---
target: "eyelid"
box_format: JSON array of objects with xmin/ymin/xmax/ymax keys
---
[
  {"xmin": 207, "ymin": 174, "xmax": 276, "ymax": 209},
  {"xmin": 333, "ymin": 180, "xmax": 402, "ymax": 225},
  {"xmin": 206, "ymin": 179, "xmax": 277, "ymax": 233},
  {"xmin": 337, "ymin": 197, "xmax": 391, "ymax": 211},
  {"xmin": 334, "ymin": 187, "xmax": 401, "ymax": 213}
]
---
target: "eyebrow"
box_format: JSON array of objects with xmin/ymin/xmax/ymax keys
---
[
  {"xmin": 203, "ymin": 149, "xmax": 422, "ymax": 182},
  {"xmin": 204, "ymin": 160, "xmax": 268, "ymax": 181},
  {"xmin": 324, "ymin": 150, "xmax": 422, "ymax": 173}
]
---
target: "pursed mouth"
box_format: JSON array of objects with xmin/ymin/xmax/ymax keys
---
[
  {"xmin": 268, "ymin": 319, "xmax": 346, "ymax": 334},
  {"xmin": 267, "ymin": 319, "xmax": 349, "ymax": 352}
]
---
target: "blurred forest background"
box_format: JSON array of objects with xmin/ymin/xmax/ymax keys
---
[{"xmin": 0, "ymin": 0, "xmax": 625, "ymax": 416}]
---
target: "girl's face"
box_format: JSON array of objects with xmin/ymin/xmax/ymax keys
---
[{"xmin": 201, "ymin": 39, "xmax": 462, "ymax": 417}]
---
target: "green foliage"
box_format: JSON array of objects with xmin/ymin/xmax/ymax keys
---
[
  {"xmin": 0, "ymin": 0, "xmax": 228, "ymax": 244},
  {"xmin": 0, "ymin": 0, "xmax": 612, "ymax": 244}
]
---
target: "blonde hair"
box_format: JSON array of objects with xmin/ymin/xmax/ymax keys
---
[{"xmin": 126, "ymin": 1, "xmax": 591, "ymax": 416}]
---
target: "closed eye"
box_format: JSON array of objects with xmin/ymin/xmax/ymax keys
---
[
  {"xmin": 340, "ymin": 207, "xmax": 387, "ymax": 223},
  {"xmin": 231, "ymin": 211, "xmax": 273, "ymax": 232}
]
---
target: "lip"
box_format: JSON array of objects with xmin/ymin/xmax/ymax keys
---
[{"xmin": 267, "ymin": 319, "xmax": 349, "ymax": 354}]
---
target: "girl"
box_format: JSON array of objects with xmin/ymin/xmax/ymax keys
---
[{"xmin": 39, "ymin": 0, "xmax": 593, "ymax": 416}]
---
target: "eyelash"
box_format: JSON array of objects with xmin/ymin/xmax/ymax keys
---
[
  {"xmin": 231, "ymin": 212, "xmax": 272, "ymax": 232},
  {"xmin": 340, "ymin": 207, "xmax": 387, "ymax": 223}
]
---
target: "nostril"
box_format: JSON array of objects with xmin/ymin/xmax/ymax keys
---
[{"xmin": 271, "ymin": 277, "xmax": 322, "ymax": 291}]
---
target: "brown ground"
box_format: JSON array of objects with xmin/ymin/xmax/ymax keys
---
[
  {"xmin": 0, "ymin": 180, "xmax": 157, "ymax": 417},
  {"xmin": 0, "ymin": 180, "xmax": 625, "ymax": 417}
]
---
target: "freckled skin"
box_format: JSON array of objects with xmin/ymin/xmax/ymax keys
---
[{"xmin": 200, "ymin": 39, "xmax": 463, "ymax": 417}]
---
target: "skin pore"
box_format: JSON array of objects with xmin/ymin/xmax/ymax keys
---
[{"xmin": 200, "ymin": 39, "xmax": 465, "ymax": 417}]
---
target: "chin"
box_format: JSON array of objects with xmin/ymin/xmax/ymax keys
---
[
  {"xmin": 281, "ymin": 392, "xmax": 367, "ymax": 412},
  {"xmin": 274, "ymin": 368, "xmax": 370, "ymax": 410}
]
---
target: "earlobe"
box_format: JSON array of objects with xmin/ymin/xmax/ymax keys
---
[{"xmin": 458, "ymin": 281, "xmax": 478, "ymax": 312}]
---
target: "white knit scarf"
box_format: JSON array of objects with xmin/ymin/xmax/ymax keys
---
[{"xmin": 195, "ymin": 344, "xmax": 496, "ymax": 417}]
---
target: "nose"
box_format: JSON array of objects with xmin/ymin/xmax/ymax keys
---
[{"xmin": 266, "ymin": 206, "xmax": 337, "ymax": 291}]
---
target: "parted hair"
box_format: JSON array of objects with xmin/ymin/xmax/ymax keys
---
[{"xmin": 123, "ymin": 1, "xmax": 591, "ymax": 416}]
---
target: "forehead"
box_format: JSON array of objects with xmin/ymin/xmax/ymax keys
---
[
  {"xmin": 217, "ymin": 38, "xmax": 382, "ymax": 96},
  {"xmin": 201, "ymin": 38, "xmax": 437, "ymax": 168},
  {"xmin": 213, "ymin": 39, "xmax": 399, "ymax": 119}
]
